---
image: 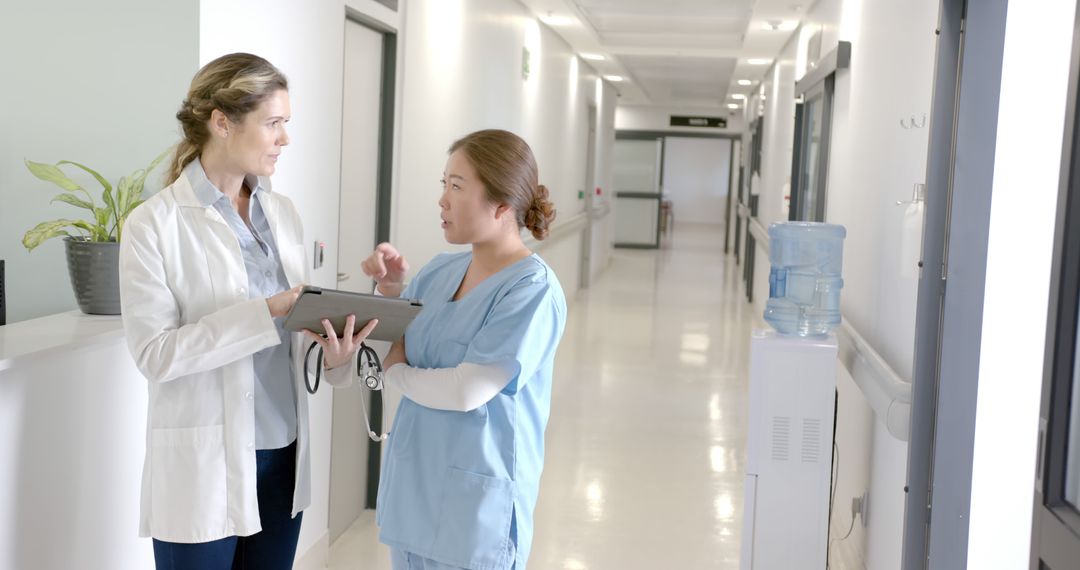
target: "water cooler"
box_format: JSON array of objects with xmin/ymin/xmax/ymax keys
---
[
  {"xmin": 740, "ymin": 331, "xmax": 836, "ymax": 569},
  {"xmin": 741, "ymin": 222, "xmax": 844, "ymax": 569}
]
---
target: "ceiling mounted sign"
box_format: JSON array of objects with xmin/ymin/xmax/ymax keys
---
[{"xmin": 670, "ymin": 115, "xmax": 727, "ymax": 128}]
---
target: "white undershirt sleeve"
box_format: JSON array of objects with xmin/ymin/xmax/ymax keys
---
[{"xmin": 384, "ymin": 361, "xmax": 518, "ymax": 412}]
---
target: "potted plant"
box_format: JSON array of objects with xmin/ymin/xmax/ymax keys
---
[{"xmin": 22, "ymin": 149, "xmax": 169, "ymax": 315}]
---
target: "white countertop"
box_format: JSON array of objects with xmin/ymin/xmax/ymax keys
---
[{"xmin": 0, "ymin": 310, "xmax": 126, "ymax": 372}]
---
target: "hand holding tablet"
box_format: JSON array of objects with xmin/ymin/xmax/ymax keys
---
[{"xmin": 282, "ymin": 285, "xmax": 423, "ymax": 341}]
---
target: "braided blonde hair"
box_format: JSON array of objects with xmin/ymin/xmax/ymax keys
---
[{"xmin": 167, "ymin": 53, "xmax": 288, "ymax": 183}]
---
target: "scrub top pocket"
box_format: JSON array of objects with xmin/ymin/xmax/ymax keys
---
[{"xmin": 431, "ymin": 467, "xmax": 515, "ymax": 569}]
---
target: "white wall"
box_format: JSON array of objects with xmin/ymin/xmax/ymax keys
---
[
  {"xmin": 589, "ymin": 82, "xmax": 619, "ymax": 283},
  {"xmin": 392, "ymin": 0, "xmax": 617, "ymax": 302},
  {"xmin": 0, "ymin": 0, "xmax": 198, "ymax": 323},
  {"xmin": 826, "ymin": 4, "xmax": 939, "ymax": 567},
  {"xmin": 739, "ymin": 0, "xmax": 940, "ymax": 567},
  {"xmin": 967, "ymin": 0, "xmax": 1077, "ymax": 566},
  {"xmin": 661, "ymin": 137, "xmax": 732, "ymax": 226}
]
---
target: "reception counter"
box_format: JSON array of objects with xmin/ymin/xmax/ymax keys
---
[{"xmin": 0, "ymin": 311, "xmax": 153, "ymax": 569}]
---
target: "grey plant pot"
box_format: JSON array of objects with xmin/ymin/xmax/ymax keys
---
[{"xmin": 64, "ymin": 237, "xmax": 121, "ymax": 315}]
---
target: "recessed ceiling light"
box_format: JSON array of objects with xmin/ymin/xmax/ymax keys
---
[
  {"xmin": 604, "ymin": 75, "xmax": 624, "ymax": 82},
  {"xmin": 732, "ymin": 94, "xmax": 747, "ymax": 100},
  {"xmin": 737, "ymin": 79, "xmax": 752, "ymax": 86},
  {"xmin": 763, "ymin": 20, "xmax": 799, "ymax": 31},
  {"xmin": 580, "ymin": 53, "xmax": 606, "ymax": 61},
  {"xmin": 747, "ymin": 58, "xmax": 771, "ymax": 65},
  {"xmin": 727, "ymin": 103, "xmax": 740, "ymax": 109}
]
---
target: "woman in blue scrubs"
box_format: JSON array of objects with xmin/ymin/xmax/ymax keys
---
[{"xmin": 361, "ymin": 129, "xmax": 567, "ymax": 570}]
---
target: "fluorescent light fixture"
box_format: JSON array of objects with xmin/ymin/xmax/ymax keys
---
[
  {"xmin": 763, "ymin": 20, "xmax": 799, "ymax": 31},
  {"xmin": 747, "ymin": 58, "xmax": 771, "ymax": 65},
  {"xmin": 727, "ymin": 103, "xmax": 740, "ymax": 109},
  {"xmin": 603, "ymin": 75, "xmax": 624, "ymax": 82},
  {"xmin": 732, "ymin": 94, "xmax": 747, "ymax": 100},
  {"xmin": 580, "ymin": 53, "xmax": 606, "ymax": 61},
  {"xmin": 737, "ymin": 79, "xmax": 752, "ymax": 86}
]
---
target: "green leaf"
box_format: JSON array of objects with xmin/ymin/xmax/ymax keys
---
[
  {"xmin": 131, "ymin": 147, "xmax": 171, "ymax": 198},
  {"xmin": 70, "ymin": 220, "xmax": 99, "ymax": 235},
  {"xmin": 22, "ymin": 219, "xmax": 78, "ymax": 251},
  {"xmin": 116, "ymin": 175, "xmax": 134, "ymax": 216},
  {"xmin": 50, "ymin": 193, "xmax": 95, "ymax": 212},
  {"xmin": 25, "ymin": 160, "xmax": 83, "ymax": 192},
  {"xmin": 102, "ymin": 182, "xmax": 117, "ymax": 221},
  {"xmin": 94, "ymin": 207, "xmax": 112, "ymax": 240},
  {"xmin": 57, "ymin": 160, "xmax": 112, "ymax": 193}
]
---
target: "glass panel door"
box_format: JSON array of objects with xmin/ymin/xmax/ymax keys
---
[{"xmin": 613, "ymin": 137, "xmax": 663, "ymax": 248}]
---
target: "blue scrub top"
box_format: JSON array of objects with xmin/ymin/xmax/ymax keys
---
[{"xmin": 377, "ymin": 252, "xmax": 567, "ymax": 570}]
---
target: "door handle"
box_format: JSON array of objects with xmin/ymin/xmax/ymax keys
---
[{"xmin": 337, "ymin": 272, "xmax": 350, "ymax": 282}]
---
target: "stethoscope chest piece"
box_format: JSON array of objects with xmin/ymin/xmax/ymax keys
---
[{"xmin": 304, "ymin": 340, "xmax": 389, "ymax": 442}]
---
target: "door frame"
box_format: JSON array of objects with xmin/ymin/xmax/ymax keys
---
[
  {"xmin": 1031, "ymin": 1, "xmax": 1080, "ymax": 565},
  {"xmin": 902, "ymin": 0, "xmax": 1010, "ymax": 567},
  {"xmin": 615, "ymin": 130, "xmax": 738, "ymax": 249},
  {"xmin": 341, "ymin": 6, "xmax": 399, "ymax": 511}
]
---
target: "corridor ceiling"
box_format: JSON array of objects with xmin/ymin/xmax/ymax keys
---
[{"xmin": 519, "ymin": 0, "xmax": 810, "ymax": 111}]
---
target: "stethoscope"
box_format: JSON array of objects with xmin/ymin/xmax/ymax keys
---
[{"xmin": 304, "ymin": 340, "xmax": 390, "ymax": 442}]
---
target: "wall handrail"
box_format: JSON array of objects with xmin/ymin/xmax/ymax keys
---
[
  {"xmin": 738, "ymin": 209, "xmax": 912, "ymax": 440},
  {"xmin": 835, "ymin": 321, "xmax": 912, "ymax": 441}
]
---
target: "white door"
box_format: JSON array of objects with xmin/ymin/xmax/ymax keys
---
[
  {"xmin": 329, "ymin": 18, "xmax": 383, "ymax": 545},
  {"xmin": 613, "ymin": 138, "xmax": 663, "ymax": 247}
]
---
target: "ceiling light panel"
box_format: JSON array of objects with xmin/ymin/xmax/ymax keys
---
[{"xmin": 576, "ymin": 0, "xmax": 753, "ymax": 45}]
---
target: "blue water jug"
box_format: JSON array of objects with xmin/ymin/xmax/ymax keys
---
[{"xmin": 764, "ymin": 222, "xmax": 846, "ymax": 336}]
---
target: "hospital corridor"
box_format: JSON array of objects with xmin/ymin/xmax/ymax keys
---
[{"xmin": 4, "ymin": 0, "xmax": 1080, "ymax": 569}]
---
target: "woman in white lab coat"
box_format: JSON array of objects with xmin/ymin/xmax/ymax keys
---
[{"xmin": 119, "ymin": 53, "xmax": 374, "ymax": 570}]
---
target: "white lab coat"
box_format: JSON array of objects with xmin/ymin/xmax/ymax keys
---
[{"xmin": 119, "ymin": 172, "xmax": 350, "ymax": 543}]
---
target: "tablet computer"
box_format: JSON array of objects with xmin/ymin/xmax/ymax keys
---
[{"xmin": 282, "ymin": 285, "xmax": 423, "ymax": 341}]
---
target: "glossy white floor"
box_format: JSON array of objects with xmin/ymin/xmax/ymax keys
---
[{"xmin": 327, "ymin": 223, "xmax": 757, "ymax": 569}]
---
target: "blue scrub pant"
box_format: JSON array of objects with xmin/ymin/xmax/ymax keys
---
[
  {"xmin": 390, "ymin": 548, "xmax": 517, "ymax": 570},
  {"xmin": 152, "ymin": 440, "xmax": 303, "ymax": 570}
]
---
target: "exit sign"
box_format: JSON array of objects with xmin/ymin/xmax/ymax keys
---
[{"xmin": 670, "ymin": 115, "xmax": 727, "ymax": 128}]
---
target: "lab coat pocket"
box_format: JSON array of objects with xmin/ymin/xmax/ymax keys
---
[
  {"xmin": 149, "ymin": 425, "xmax": 227, "ymax": 540},
  {"xmin": 431, "ymin": 468, "xmax": 514, "ymax": 569}
]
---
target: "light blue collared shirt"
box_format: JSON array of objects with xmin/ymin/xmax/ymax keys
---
[{"xmin": 185, "ymin": 158, "xmax": 296, "ymax": 450}]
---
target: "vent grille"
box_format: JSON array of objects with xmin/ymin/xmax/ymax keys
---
[
  {"xmin": 771, "ymin": 416, "xmax": 791, "ymax": 461},
  {"xmin": 802, "ymin": 419, "xmax": 822, "ymax": 463}
]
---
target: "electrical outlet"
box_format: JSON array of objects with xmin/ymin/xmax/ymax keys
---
[{"xmin": 851, "ymin": 492, "xmax": 870, "ymax": 527}]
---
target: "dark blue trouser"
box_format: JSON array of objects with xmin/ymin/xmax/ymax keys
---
[{"xmin": 152, "ymin": 440, "xmax": 303, "ymax": 570}]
